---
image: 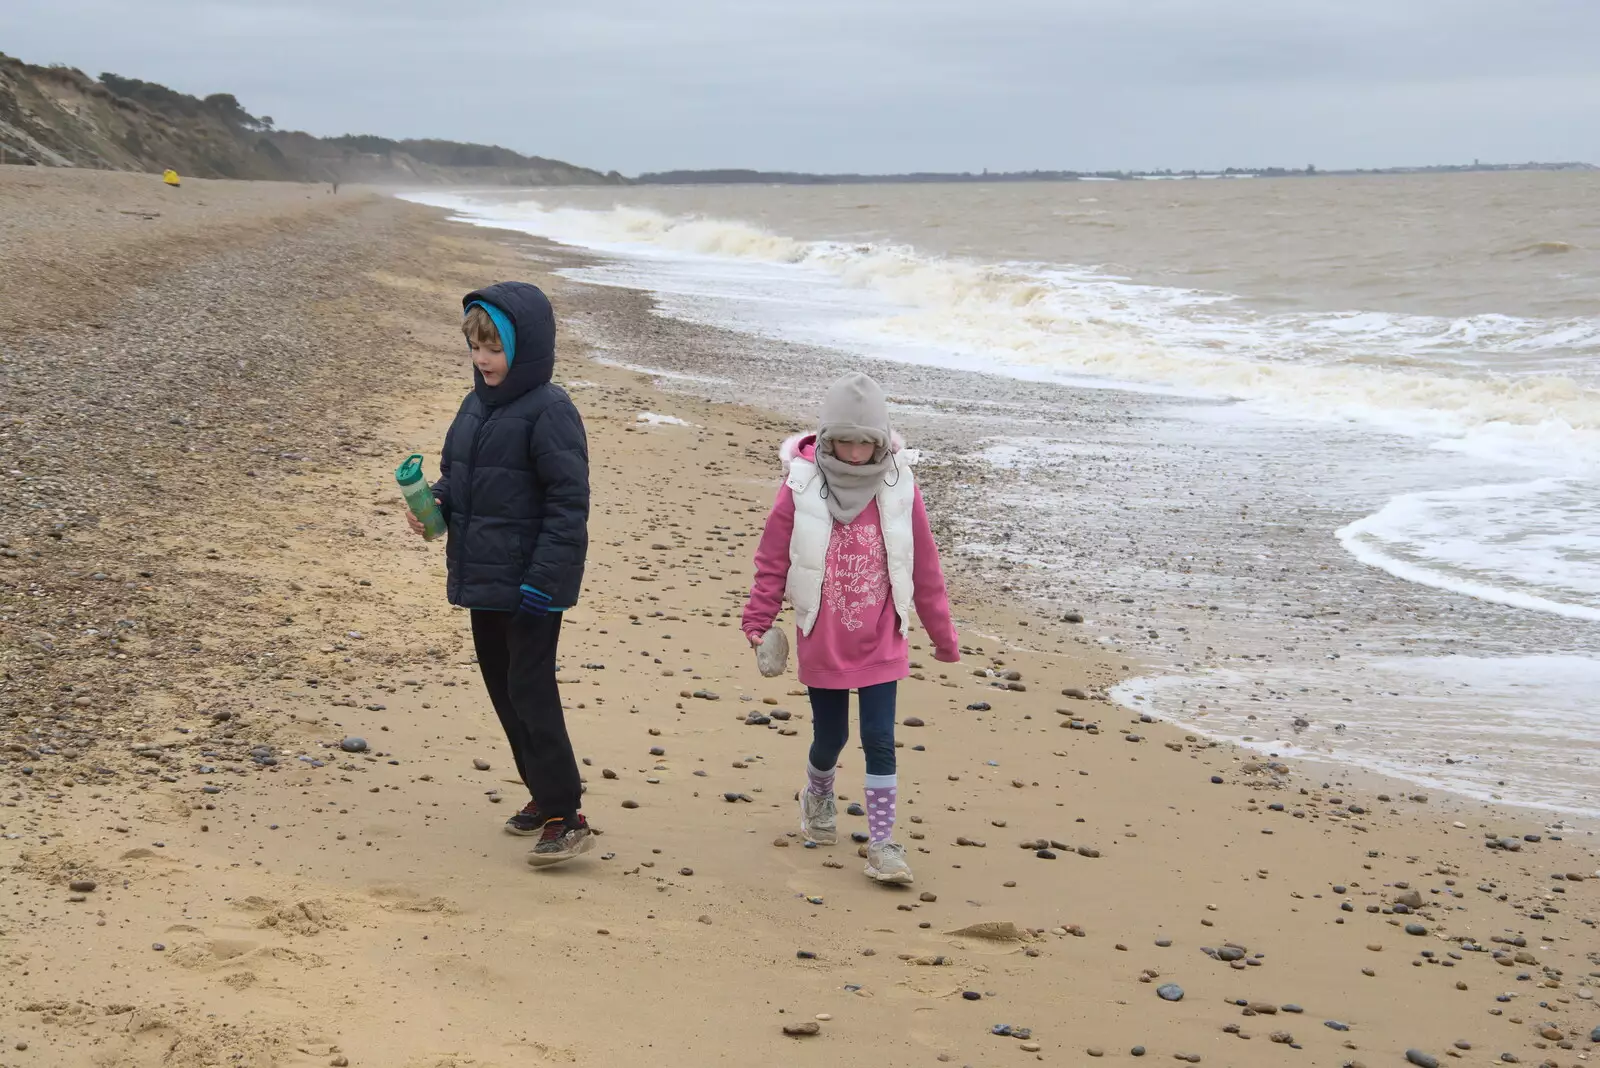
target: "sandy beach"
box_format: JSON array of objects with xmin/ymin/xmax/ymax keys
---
[{"xmin": 1, "ymin": 168, "xmax": 1597, "ymax": 1068}]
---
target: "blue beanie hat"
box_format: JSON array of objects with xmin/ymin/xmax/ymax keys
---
[{"xmin": 465, "ymin": 300, "xmax": 516, "ymax": 367}]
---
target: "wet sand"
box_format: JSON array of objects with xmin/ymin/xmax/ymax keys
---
[{"xmin": 1, "ymin": 167, "xmax": 1597, "ymax": 1067}]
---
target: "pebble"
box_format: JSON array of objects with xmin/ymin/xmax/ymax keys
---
[
  {"xmin": 679, "ymin": 867, "xmax": 694, "ymax": 876},
  {"xmin": 649, "ymin": 746, "xmax": 665, "ymax": 756},
  {"xmin": 816, "ymin": 1014, "xmax": 832, "ymax": 1021},
  {"xmin": 1405, "ymin": 923, "xmax": 1427, "ymax": 935},
  {"xmin": 920, "ymin": 892, "xmax": 938, "ymax": 902},
  {"xmin": 848, "ymin": 803, "xmax": 866, "ymax": 816},
  {"xmin": 1131, "ymin": 1046, "xmax": 1146, "ymax": 1057},
  {"xmin": 1325, "ymin": 1021, "xmax": 1350, "ymax": 1031},
  {"xmin": 472, "ymin": 758, "xmax": 490, "ymax": 771},
  {"xmin": 782, "ymin": 1022, "xmax": 820, "ymax": 1037},
  {"xmin": 1210, "ymin": 776, "xmax": 1224, "ymax": 784},
  {"xmin": 1157, "ymin": 984, "xmax": 1184, "ymax": 1002},
  {"xmin": 903, "ymin": 717, "xmax": 925, "ymax": 727},
  {"xmin": 1036, "ymin": 849, "xmax": 1057, "ymax": 860},
  {"xmin": 602, "ymin": 768, "xmax": 619, "ymax": 779},
  {"xmin": 331, "ymin": 1058, "xmax": 349, "ymax": 1067},
  {"xmin": 967, "ymin": 702, "xmax": 991, "ymax": 711},
  {"xmin": 340, "ymin": 737, "xmax": 368, "ymax": 753},
  {"xmin": 1405, "ymin": 1051, "xmax": 1440, "ymax": 1068},
  {"xmin": 963, "ymin": 991, "xmax": 981, "ymax": 1000},
  {"xmin": 69, "ymin": 879, "xmax": 97, "ymax": 893},
  {"xmin": 621, "ymin": 800, "xmax": 639, "ymax": 809}
]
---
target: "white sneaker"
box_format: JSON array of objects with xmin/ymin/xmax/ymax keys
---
[
  {"xmin": 799, "ymin": 789, "xmax": 837, "ymax": 845},
  {"xmin": 864, "ymin": 840, "xmax": 914, "ymax": 884}
]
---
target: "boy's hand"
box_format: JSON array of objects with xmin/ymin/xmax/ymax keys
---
[
  {"xmin": 404, "ymin": 499, "xmax": 441, "ymax": 537},
  {"xmin": 518, "ymin": 586, "xmax": 556, "ymax": 617}
]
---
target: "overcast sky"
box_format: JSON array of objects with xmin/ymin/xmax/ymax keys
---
[{"xmin": 4, "ymin": 0, "xmax": 1596, "ymax": 175}]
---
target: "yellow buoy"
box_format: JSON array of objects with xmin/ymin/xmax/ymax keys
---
[{"xmin": 162, "ymin": 169, "xmax": 181, "ymax": 187}]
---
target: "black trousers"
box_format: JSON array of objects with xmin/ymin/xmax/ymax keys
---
[{"xmin": 470, "ymin": 610, "xmax": 582, "ymax": 822}]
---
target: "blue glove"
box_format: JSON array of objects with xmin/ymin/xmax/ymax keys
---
[{"xmin": 518, "ymin": 585, "xmax": 563, "ymax": 616}]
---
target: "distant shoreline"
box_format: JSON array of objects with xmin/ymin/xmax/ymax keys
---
[{"xmin": 635, "ymin": 160, "xmax": 1596, "ymax": 186}]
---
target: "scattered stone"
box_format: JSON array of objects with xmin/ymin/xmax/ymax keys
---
[
  {"xmin": 340, "ymin": 737, "xmax": 368, "ymax": 753},
  {"xmin": 948, "ymin": 921, "xmax": 1024, "ymax": 941},
  {"xmin": 649, "ymin": 746, "xmax": 665, "ymax": 756},
  {"xmin": 903, "ymin": 717, "xmax": 925, "ymax": 727},
  {"xmin": 472, "ymin": 758, "xmax": 491, "ymax": 771},
  {"xmin": 621, "ymin": 800, "xmax": 639, "ymax": 809},
  {"xmin": 1157, "ymin": 983, "xmax": 1184, "ymax": 1002},
  {"xmin": 1131, "ymin": 1047, "xmax": 1146, "ymax": 1057},
  {"xmin": 1405, "ymin": 1051, "xmax": 1440, "ymax": 1068},
  {"xmin": 1270, "ymin": 1032, "xmax": 1293, "ymax": 1044},
  {"xmin": 783, "ymin": 1022, "xmax": 821, "ymax": 1037},
  {"xmin": 1405, "ymin": 923, "xmax": 1427, "ymax": 936},
  {"xmin": 679, "ymin": 867, "xmax": 694, "ymax": 876},
  {"xmin": 963, "ymin": 991, "xmax": 981, "ymax": 1000},
  {"xmin": 69, "ymin": 879, "xmax": 97, "ymax": 893},
  {"xmin": 602, "ymin": 768, "xmax": 619, "ymax": 779},
  {"xmin": 920, "ymin": 892, "xmax": 938, "ymax": 903}
]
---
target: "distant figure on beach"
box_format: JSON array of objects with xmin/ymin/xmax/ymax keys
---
[
  {"xmin": 743, "ymin": 371, "xmax": 959, "ymax": 885},
  {"xmin": 403, "ymin": 282, "xmax": 594, "ymax": 867}
]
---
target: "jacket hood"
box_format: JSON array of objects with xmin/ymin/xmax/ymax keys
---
[
  {"xmin": 463, "ymin": 281, "xmax": 556, "ymax": 408},
  {"xmin": 780, "ymin": 430, "xmax": 906, "ymax": 473}
]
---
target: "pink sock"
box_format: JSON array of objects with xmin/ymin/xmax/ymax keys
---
[
  {"xmin": 864, "ymin": 781, "xmax": 897, "ymax": 843},
  {"xmin": 806, "ymin": 762, "xmax": 835, "ymax": 797}
]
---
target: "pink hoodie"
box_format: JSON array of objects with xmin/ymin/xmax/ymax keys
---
[{"xmin": 742, "ymin": 435, "xmax": 959, "ymax": 690}]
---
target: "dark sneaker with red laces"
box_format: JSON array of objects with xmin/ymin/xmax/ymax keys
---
[
  {"xmin": 503, "ymin": 800, "xmax": 542, "ymax": 836},
  {"xmin": 526, "ymin": 815, "xmax": 595, "ymax": 867}
]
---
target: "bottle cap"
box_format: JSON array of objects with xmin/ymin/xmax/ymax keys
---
[{"xmin": 395, "ymin": 454, "xmax": 426, "ymax": 486}]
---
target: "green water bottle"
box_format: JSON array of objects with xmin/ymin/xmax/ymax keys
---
[{"xmin": 396, "ymin": 454, "xmax": 447, "ymax": 541}]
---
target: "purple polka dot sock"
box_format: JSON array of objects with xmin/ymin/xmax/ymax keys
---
[
  {"xmin": 864, "ymin": 781, "xmax": 897, "ymax": 843},
  {"xmin": 805, "ymin": 762, "xmax": 835, "ymax": 798}
]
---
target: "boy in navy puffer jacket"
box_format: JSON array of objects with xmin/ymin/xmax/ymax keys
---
[{"xmin": 404, "ymin": 281, "xmax": 592, "ymax": 867}]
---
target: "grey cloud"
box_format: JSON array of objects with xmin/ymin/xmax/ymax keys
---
[{"xmin": 2, "ymin": 0, "xmax": 1596, "ymax": 173}]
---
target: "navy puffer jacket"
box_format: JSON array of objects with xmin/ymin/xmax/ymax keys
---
[{"xmin": 431, "ymin": 282, "xmax": 589, "ymax": 611}]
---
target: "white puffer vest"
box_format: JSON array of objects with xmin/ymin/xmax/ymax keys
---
[{"xmin": 782, "ymin": 434, "xmax": 917, "ymax": 638}]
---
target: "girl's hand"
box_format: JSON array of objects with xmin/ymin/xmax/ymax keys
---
[
  {"xmin": 934, "ymin": 646, "xmax": 961, "ymax": 663},
  {"xmin": 746, "ymin": 632, "xmax": 763, "ymax": 649}
]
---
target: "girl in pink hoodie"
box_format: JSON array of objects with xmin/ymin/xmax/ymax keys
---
[{"xmin": 742, "ymin": 372, "xmax": 959, "ymax": 885}]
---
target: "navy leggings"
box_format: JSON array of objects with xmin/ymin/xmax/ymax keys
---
[{"xmin": 807, "ymin": 681, "xmax": 897, "ymax": 777}]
